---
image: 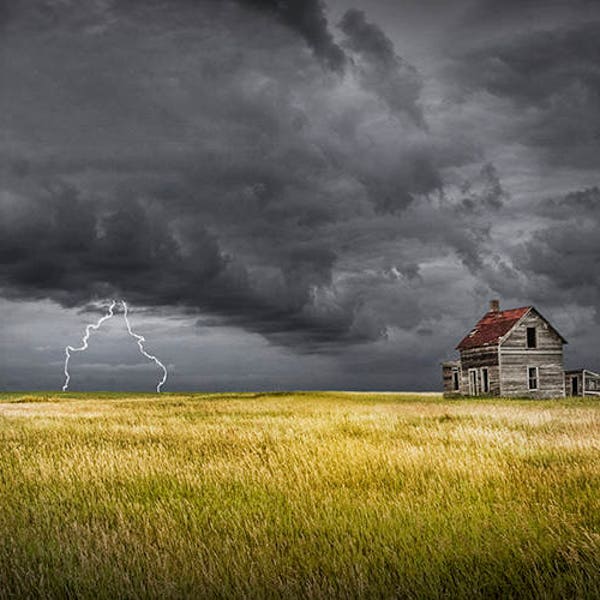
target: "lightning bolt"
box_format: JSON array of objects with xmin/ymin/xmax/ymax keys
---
[
  {"xmin": 62, "ymin": 300, "xmax": 117, "ymax": 392},
  {"xmin": 62, "ymin": 300, "xmax": 168, "ymax": 393},
  {"xmin": 121, "ymin": 300, "xmax": 168, "ymax": 393}
]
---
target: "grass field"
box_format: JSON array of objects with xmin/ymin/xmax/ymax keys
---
[{"xmin": 0, "ymin": 391, "xmax": 599, "ymax": 599}]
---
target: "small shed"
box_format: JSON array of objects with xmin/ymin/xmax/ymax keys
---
[
  {"xmin": 442, "ymin": 360, "xmax": 461, "ymax": 397},
  {"xmin": 565, "ymin": 369, "xmax": 600, "ymax": 397}
]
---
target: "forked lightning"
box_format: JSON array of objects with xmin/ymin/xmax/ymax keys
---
[{"xmin": 62, "ymin": 300, "xmax": 167, "ymax": 392}]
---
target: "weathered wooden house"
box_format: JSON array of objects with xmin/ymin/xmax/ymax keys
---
[{"xmin": 442, "ymin": 300, "xmax": 568, "ymax": 398}]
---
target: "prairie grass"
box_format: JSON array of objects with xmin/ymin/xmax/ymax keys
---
[{"xmin": 0, "ymin": 391, "xmax": 598, "ymax": 599}]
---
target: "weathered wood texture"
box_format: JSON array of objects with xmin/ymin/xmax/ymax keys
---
[
  {"xmin": 459, "ymin": 347, "xmax": 500, "ymax": 396},
  {"xmin": 442, "ymin": 361, "xmax": 460, "ymax": 397},
  {"xmin": 584, "ymin": 371, "xmax": 600, "ymax": 395},
  {"xmin": 499, "ymin": 353, "xmax": 564, "ymax": 398},
  {"xmin": 501, "ymin": 310, "xmax": 563, "ymax": 350},
  {"xmin": 499, "ymin": 310, "xmax": 565, "ymax": 398},
  {"xmin": 565, "ymin": 371, "xmax": 584, "ymax": 396},
  {"xmin": 460, "ymin": 347, "xmax": 499, "ymax": 368},
  {"xmin": 457, "ymin": 365, "xmax": 501, "ymax": 396},
  {"xmin": 566, "ymin": 370, "xmax": 600, "ymax": 396}
]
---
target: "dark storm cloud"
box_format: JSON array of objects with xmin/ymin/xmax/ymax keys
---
[
  {"xmin": 462, "ymin": 0, "xmax": 598, "ymax": 28},
  {"xmin": 0, "ymin": 155, "xmax": 494, "ymax": 353},
  {"xmin": 513, "ymin": 187, "xmax": 600, "ymax": 316},
  {"xmin": 457, "ymin": 163, "xmax": 506, "ymax": 213},
  {"xmin": 449, "ymin": 19, "xmax": 600, "ymax": 166},
  {"xmin": 0, "ymin": 176, "xmax": 375, "ymax": 348},
  {"xmin": 1, "ymin": 0, "xmax": 345, "ymax": 68},
  {"xmin": 339, "ymin": 9, "xmax": 424, "ymax": 126},
  {"xmin": 538, "ymin": 186, "xmax": 600, "ymax": 220},
  {"xmin": 236, "ymin": 0, "xmax": 346, "ymax": 71},
  {"xmin": 2, "ymin": 0, "xmax": 599, "ymax": 389},
  {"xmin": 3, "ymin": 158, "xmax": 498, "ymax": 351},
  {"xmin": 453, "ymin": 22, "xmax": 600, "ymax": 105},
  {"xmin": 0, "ymin": 182, "xmax": 224, "ymax": 307}
]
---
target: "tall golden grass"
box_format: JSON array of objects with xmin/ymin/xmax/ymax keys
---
[{"xmin": 0, "ymin": 391, "xmax": 598, "ymax": 598}]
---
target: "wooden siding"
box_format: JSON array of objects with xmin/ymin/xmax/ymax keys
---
[
  {"xmin": 499, "ymin": 309, "xmax": 564, "ymax": 397},
  {"xmin": 584, "ymin": 371, "xmax": 600, "ymax": 395},
  {"xmin": 565, "ymin": 371, "xmax": 583, "ymax": 396},
  {"xmin": 566, "ymin": 370, "xmax": 600, "ymax": 396},
  {"xmin": 499, "ymin": 352, "xmax": 564, "ymax": 398},
  {"xmin": 460, "ymin": 347, "xmax": 499, "ymax": 368},
  {"xmin": 455, "ymin": 347, "xmax": 501, "ymax": 396},
  {"xmin": 442, "ymin": 361, "xmax": 460, "ymax": 397},
  {"xmin": 500, "ymin": 310, "xmax": 563, "ymax": 350},
  {"xmin": 456, "ymin": 365, "xmax": 501, "ymax": 396}
]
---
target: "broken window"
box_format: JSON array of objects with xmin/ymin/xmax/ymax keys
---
[{"xmin": 527, "ymin": 327, "xmax": 537, "ymax": 348}]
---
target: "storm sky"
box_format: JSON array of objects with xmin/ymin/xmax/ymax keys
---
[{"xmin": 1, "ymin": 0, "xmax": 599, "ymax": 392}]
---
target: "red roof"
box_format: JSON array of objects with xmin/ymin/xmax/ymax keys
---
[{"xmin": 456, "ymin": 307, "xmax": 530, "ymax": 350}]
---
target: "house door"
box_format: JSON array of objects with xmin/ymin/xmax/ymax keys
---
[
  {"xmin": 571, "ymin": 376, "xmax": 579, "ymax": 396},
  {"xmin": 468, "ymin": 369, "xmax": 478, "ymax": 396}
]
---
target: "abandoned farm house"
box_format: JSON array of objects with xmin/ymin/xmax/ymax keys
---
[{"xmin": 442, "ymin": 300, "xmax": 600, "ymax": 398}]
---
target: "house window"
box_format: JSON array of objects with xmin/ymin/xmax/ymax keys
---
[
  {"xmin": 452, "ymin": 368, "xmax": 460, "ymax": 391},
  {"xmin": 528, "ymin": 367, "xmax": 538, "ymax": 390},
  {"xmin": 481, "ymin": 367, "xmax": 489, "ymax": 393},
  {"xmin": 527, "ymin": 327, "xmax": 537, "ymax": 348}
]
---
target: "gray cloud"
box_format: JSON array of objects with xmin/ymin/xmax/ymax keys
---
[
  {"xmin": 0, "ymin": 177, "xmax": 369, "ymax": 348},
  {"xmin": 236, "ymin": 0, "xmax": 346, "ymax": 71},
  {"xmin": 514, "ymin": 187, "xmax": 600, "ymax": 317},
  {"xmin": 0, "ymin": 0, "xmax": 475, "ymax": 351},
  {"xmin": 453, "ymin": 22, "xmax": 600, "ymax": 105},
  {"xmin": 1, "ymin": 0, "xmax": 599, "ymax": 390},
  {"xmin": 339, "ymin": 8, "xmax": 424, "ymax": 126},
  {"xmin": 448, "ymin": 20, "xmax": 600, "ymax": 167},
  {"xmin": 457, "ymin": 163, "xmax": 507, "ymax": 213}
]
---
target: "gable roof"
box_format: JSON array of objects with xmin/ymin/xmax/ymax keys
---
[{"xmin": 456, "ymin": 306, "xmax": 531, "ymax": 350}]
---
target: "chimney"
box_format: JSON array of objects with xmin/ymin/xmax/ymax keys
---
[{"xmin": 490, "ymin": 299, "xmax": 500, "ymax": 313}]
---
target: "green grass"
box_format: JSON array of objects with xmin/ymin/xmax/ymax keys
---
[{"xmin": 0, "ymin": 392, "xmax": 598, "ymax": 599}]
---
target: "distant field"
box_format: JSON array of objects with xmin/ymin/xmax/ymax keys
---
[{"xmin": 0, "ymin": 391, "xmax": 598, "ymax": 599}]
